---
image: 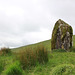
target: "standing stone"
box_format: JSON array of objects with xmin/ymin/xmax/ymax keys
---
[{"xmin": 51, "ymin": 19, "xmax": 73, "ymax": 51}]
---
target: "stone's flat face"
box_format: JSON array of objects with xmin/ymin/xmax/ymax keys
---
[{"xmin": 51, "ymin": 19, "xmax": 73, "ymax": 51}]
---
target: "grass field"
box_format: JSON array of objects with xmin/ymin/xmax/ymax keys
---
[{"xmin": 0, "ymin": 35, "xmax": 75, "ymax": 75}]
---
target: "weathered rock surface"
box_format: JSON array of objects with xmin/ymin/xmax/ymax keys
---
[{"xmin": 51, "ymin": 19, "xmax": 73, "ymax": 51}]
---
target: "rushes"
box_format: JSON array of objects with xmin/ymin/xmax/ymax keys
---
[
  {"xmin": 36, "ymin": 44, "xmax": 48, "ymax": 64},
  {"xmin": 18, "ymin": 44, "xmax": 49, "ymax": 69},
  {"xmin": 19, "ymin": 49, "xmax": 37, "ymax": 69},
  {"xmin": 0, "ymin": 47, "xmax": 11, "ymax": 55}
]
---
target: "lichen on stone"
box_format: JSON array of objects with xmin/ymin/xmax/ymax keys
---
[{"xmin": 51, "ymin": 19, "xmax": 73, "ymax": 51}]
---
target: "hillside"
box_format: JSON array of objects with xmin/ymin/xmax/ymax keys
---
[
  {"xmin": 12, "ymin": 35, "xmax": 75, "ymax": 52},
  {"xmin": 12, "ymin": 39, "xmax": 51, "ymax": 52},
  {"xmin": 0, "ymin": 35, "xmax": 75, "ymax": 75}
]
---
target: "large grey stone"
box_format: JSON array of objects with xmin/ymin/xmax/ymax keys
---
[{"xmin": 51, "ymin": 19, "xmax": 73, "ymax": 51}]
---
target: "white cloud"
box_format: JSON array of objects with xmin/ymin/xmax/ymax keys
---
[{"xmin": 0, "ymin": 0, "xmax": 75, "ymax": 48}]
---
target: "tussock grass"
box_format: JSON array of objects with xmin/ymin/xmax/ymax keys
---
[
  {"xmin": 51, "ymin": 64, "xmax": 75, "ymax": 75},
  {"xmin": 17, "ymin": 44, "xmax": 49, "ymax": 69},
  {"xmin": 4, "ymin": 61, "xmax": 23, "ymax": 75},
  {"xmin": 0, "ymin": 47, "xmax": 11, "ymax": 55}
]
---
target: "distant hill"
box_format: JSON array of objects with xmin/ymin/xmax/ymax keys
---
[{"xmin": 12, "ymin": 35, "xmax": 75, "ymax": 52}]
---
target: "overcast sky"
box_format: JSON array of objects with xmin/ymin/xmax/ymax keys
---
[{"xmin": 0, "ymin": 0, "xmax": 75, "ymax": 48}]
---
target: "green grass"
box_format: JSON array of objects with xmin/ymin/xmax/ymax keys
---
[
  {"xmin": 23, "ymin": 52, "xmax": 75, "ymax": 75},
  {"xmin": 4, "ymin": 61, "xmax": 23, "ymax": 75},
  {"xmin": 0, "ymin": 35, "xmax": 75, "ymax": 75}
]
